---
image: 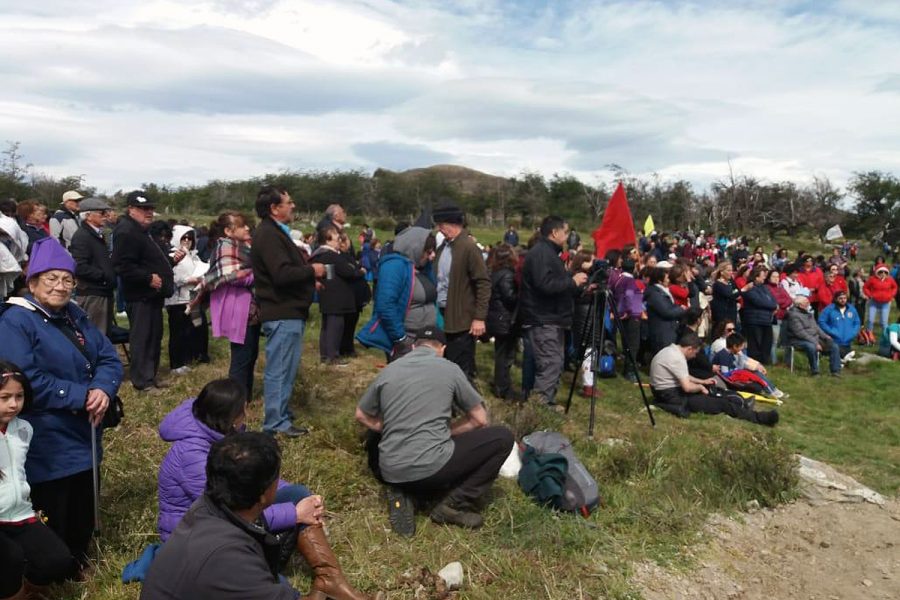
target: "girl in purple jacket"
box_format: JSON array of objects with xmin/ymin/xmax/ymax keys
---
[{"xmin": 156, "ymin": 378, "xmax": 371, "ymax": 600}]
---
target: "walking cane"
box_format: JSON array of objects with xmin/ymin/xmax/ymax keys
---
[{"xmin": 91, "ymin": 422, "xmax": 101, "ymax": 534}]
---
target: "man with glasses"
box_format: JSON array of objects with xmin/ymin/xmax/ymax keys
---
[
  {"xmin": 70, "ymin": 197, "xmax": 115, "ymax": 334},
  {"xmin": 112, "ymin": 191, "xmax": 175, "ymax": 392},
  {"xmin": 251, "ymin": 186, "xmax": 325, "ymax": 437}
]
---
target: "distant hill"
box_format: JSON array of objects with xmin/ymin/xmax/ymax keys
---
[{"xmin": 374, "ymin": 164, "xmax": 512, "ymax": 196}]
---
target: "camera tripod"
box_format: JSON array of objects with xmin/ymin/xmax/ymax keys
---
[{"xmin": 565, "ymin": 279, "xmax": 655, "ymax": 435}]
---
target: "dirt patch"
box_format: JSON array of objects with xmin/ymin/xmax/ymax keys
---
[{"xmin": 632, "ymin": 498, "xmax": 900, "ymax": 600}]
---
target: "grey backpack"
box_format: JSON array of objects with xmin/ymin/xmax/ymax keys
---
[{"xmin": 522, "ymin": 431, "xmax": 600, "ymax": 516}]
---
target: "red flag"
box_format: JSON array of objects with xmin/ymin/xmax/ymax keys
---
[{"xmin": 591, "ymin": 182, "xmax": 636, "ymax": 258}]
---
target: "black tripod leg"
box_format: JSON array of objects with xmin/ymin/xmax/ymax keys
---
[{"xmin": 565, "ymin": 291, "xmax": 599, "ymax": 414}]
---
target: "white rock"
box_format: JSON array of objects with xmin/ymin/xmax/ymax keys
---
[{"xmin": 438, "ymin": 561, "xmax": 464, "ymax": 590}]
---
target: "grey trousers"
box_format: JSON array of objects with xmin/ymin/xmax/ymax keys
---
[
  {"xmin": 526, "ymin": 325, "xmax": 565, "ymax": 404},
  {"xmin": 75, "ymin": 295, "xmax": 113, "ymax": 335}
]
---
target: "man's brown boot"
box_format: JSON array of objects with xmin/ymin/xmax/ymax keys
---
[{"xmin": 297, "ymin": 525, "xmax": 372, "ymax": 600}]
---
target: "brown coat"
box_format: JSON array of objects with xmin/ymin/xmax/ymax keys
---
[{"xmin": 435, "ymin": 229, "xmax": 491, "ymax": 333}]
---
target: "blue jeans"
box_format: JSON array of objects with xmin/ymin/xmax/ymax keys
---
[
  {"xmin": 867, "ymin": 301, "xmax": 891, "ymax": 331},
  {"xmin": 273, "ymin": 483, "xmax": 313, "ymax": 532},
  {"xmin": 261, "ymin": 319, "xmax": 306, "ymax": 433},
  {"xmin": 794, "ymin": 340, "xmax": 841, "ymax": 374}
]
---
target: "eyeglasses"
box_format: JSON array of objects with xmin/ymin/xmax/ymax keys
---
[{"xmin": 39, "ymin": 274, "xmax": 75, "ymax": 289}]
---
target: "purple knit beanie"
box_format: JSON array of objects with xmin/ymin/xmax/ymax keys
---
[{"xmin": 26, "ymin": 237, "xmax": 76, "ymax": 280}]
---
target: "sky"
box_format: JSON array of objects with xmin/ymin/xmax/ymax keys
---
[{"xmin": 1, "ymin": 0, "xmax": 899, "ymax": 194}]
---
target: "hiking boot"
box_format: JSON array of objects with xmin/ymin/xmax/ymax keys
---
[
  {"xmin": 755, "ymin": 409, "xmax": 779, "ymax": 427},
  {"xmin": 385, "ymin": 487, "xmax": 416, "ymax": 537},
  {"xmin": 429, "ymin": 500, "xmax": 484, "ymax": 529}
]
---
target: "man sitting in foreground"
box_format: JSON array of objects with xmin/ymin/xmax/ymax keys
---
[
  {"xmin": 650, "ymin": 331, "xmax": 779, "ymax": 426},
  {"xmin": 355, "ymin": 329, "xmax": 514, "ymax": 536},
  {"xmin": 141, "ymin": 432, "xmax": 373, "ymax": 600}
]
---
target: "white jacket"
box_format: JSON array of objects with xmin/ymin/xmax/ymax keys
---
[
  {"xmin": 165, "ymin": 225, "xmax": 209, "ymax": 307},
  {"xmin": 0, "ymin": 417, "xmax": 36, "ymax": 523}
]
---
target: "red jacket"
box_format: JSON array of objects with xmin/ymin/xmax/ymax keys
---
[
  {"xmin": 796, "ymin": 267, "xmax": 825, "ymax": 304},
  {"xmin": 863, "ymin": 274, "xmax": 898, "ymax": 304}
]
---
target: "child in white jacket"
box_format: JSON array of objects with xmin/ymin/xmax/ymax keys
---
[{"xmin": 0, "ymin": 362, "xmax": 75, "ymax": 598}]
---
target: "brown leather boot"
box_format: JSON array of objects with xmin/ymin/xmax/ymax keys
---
[{"xmin": 296, "ymin": 525, "xmax": 372, "ymax": 600}]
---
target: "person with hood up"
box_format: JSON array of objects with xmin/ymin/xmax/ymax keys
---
[
  {"xmin": 310, "ymin": 226, "xmax": 365, "ymax": 366},
  {"xmin": 356, "ymin": 226, "xmax": 437, "ymax": 361},
  {"xmin": 165, "ymin": 225, "xmax": 209, "ymax": 375}
]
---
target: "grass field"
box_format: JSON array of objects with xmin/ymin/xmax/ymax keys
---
[{"xmin": 48, "ymin": 223, "xmax": 898, "ymax": 599}]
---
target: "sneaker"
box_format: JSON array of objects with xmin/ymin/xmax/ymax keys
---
[
  {"xmin": 153, "ymin": 378, "xmax": 173, "ymax": 389},
  {"xmin": 172, "ymin": 366, "xmax": 191, "ymax": 376},
  {"xmin": 386, "ymin": 487, "xmax": 416, "ymax": 537},
  {"xmin": 772, "ymin": 389, "xmax": 785, "ymax": 399},
  {"xmin": 831, "ymin": 371, "xmax": 842, "ymax": 378},
  {"xmin": 429, "ymin": 500, "xmax": 484, "ymax": 529},
  {"xmin": 265, "ymin": 425, "xmax": 309, "ymax": 438}
]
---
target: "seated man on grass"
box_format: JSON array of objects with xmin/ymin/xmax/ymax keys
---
[
  {"xmin": 355, "ymin": 328, "xmax": 514, "ymax": 537},
  {"xmin": 650, "ymin": 331, "xmax": 779, "ymax": 426},
  {"xmin": 141, "ymin": 433, "xmax": 373, "ymax": 600}
]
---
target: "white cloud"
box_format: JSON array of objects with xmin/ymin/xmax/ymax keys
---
[{"xmin": 0, "ymin": 0, "xmax": 898, "ymax": 193}]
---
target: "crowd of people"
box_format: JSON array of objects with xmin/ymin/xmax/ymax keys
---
[{"xmin": 0, "ymin": 187, "xmax": 898, "ymax": 598}]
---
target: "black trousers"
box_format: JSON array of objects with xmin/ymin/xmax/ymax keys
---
[
  {"xmin": 367, "ymin": 426, "xmax": 514, "ymax": 509},
  {"xmin": 445, "ymin": 331, "xmax": 476, "ymax": 380},
  {"xmin": 319, "ymin": 314, "xmax": 344, "ymax": 362},
  {"xmin": 743, "ymin": 323, "xmax": 773, "ymax": 365},
  {"xmin": 652, "ymin": 387, "xmax": 759, "ymax": 423},
  {"xmin": 618, "ymin": 318, "xmax": 641, "ymax": 376},
  {"xmin": 230, "ymin": 323, "xmax": 261, "ymax": 398},
  {"xmin": 0, "ymin": 521, "xmax": 75, "ymax": 595},
  {"xmin": 127, "ymin": 299, "xmax": 163, "ymax": 389},
  {"xmin": 493, "ymin": 333, "xmax": 517, "ymax": 397},
  {"xmin": 28, "ymin": 469, "xmax": 95, "ymax": 567},
  {"xmin": 340, "ymin": 311, "xmax": 360, "ymax": 356}
]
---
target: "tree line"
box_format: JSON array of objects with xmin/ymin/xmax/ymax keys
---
[{"xmin": 2, "ymin": 141, "xmax": 898, "ymax": 239}]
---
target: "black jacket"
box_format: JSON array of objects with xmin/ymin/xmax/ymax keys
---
[
  {"xmin": 310, "ymin": 248, "xmax": 364, "ymax": 315},
  {"xmin": 487, "ymin": 267, "xmax": 517, "ymax": 336},
  {"xmin": 519, "ymin": 237, "xmax": 578, "ymax": 328},
  {"xmin": 112, "ymin": 214, "xmax": 174, "ymax": 302},
  {"xmin": 250, "ymin": 217, "xmax": 317, "ymax": 322},
  {"xmin": 140, "ymin": 495, "xmax": 295, "ymax": 600},
  {"xmin": 70, "ymin": 222, "xmax": 115, "ymax": 297},
  {"xmin": 711, "ymin": 280, "xmax": 740, "ymax": 324},
  {"xmin": 645, "ymin": 284, "xmax": 685, "ymax": 353}
]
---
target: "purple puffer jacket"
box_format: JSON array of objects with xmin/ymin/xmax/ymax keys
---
[{"xmin": 157, "ymin": 398, "xmax": 297, "ymax": 541}]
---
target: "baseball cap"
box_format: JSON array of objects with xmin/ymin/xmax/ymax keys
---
[
  {"xmin": 415, "ymin": 328, "xmax": 447, "ymax": 344},
  {"xmin": 126, "ymin": 190, "xmax": 155, "ymax": 208},
  {"xmin": 61, "ymin": 190, "xmax": 84, "ymax": 203}
]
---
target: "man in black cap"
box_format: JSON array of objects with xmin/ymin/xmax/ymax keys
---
[
  {"xmin": 112, "ymin": 190, "xmax": 175, "ymax": 392},
  {"xmin": 70, "ymin": 197, "xmax": 116, "ymax": 333},
  {"xmin": 355, "ymin": 328, "xmax": 513, "ymax": 536},
  {"xmin": 432, "ymin": 202, "xmax": 490, "ymax": 380}
]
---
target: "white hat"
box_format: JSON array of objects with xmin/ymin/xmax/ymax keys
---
[
  {"xmin": 61, "ymin": 190, "xmax": 84, "ymax": 203},
  {"xmin": 656, "ymin": 260, "xmax": 673, "ymax": 269}
]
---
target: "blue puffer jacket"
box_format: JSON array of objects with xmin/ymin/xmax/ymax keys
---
[
  {"xmin": 356, "ymin": 253, "xmax": 414, "ymax": 352},
  {"xmin": 740, "ymin": 284, "xmax": 777, "ymax": 326},
  {"xmin": 157, "ymin": 399, "xmax": 298, "ymax": 542},
  {"xmin": 817, "ymin": 303, "xmax": 861, "ymax": 347},
  {"xmin": 0, "ymin": 295, "xmax": 122, "ymax": 484}
]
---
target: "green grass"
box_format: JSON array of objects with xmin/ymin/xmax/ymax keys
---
[{"xmin": 48, "ymin": 224, "xmax": 898, "ymax": 599}]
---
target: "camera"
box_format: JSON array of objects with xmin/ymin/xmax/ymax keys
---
[{"xmin": 587, "ymin": 258, "xmax": 610, "ymax": 288}]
